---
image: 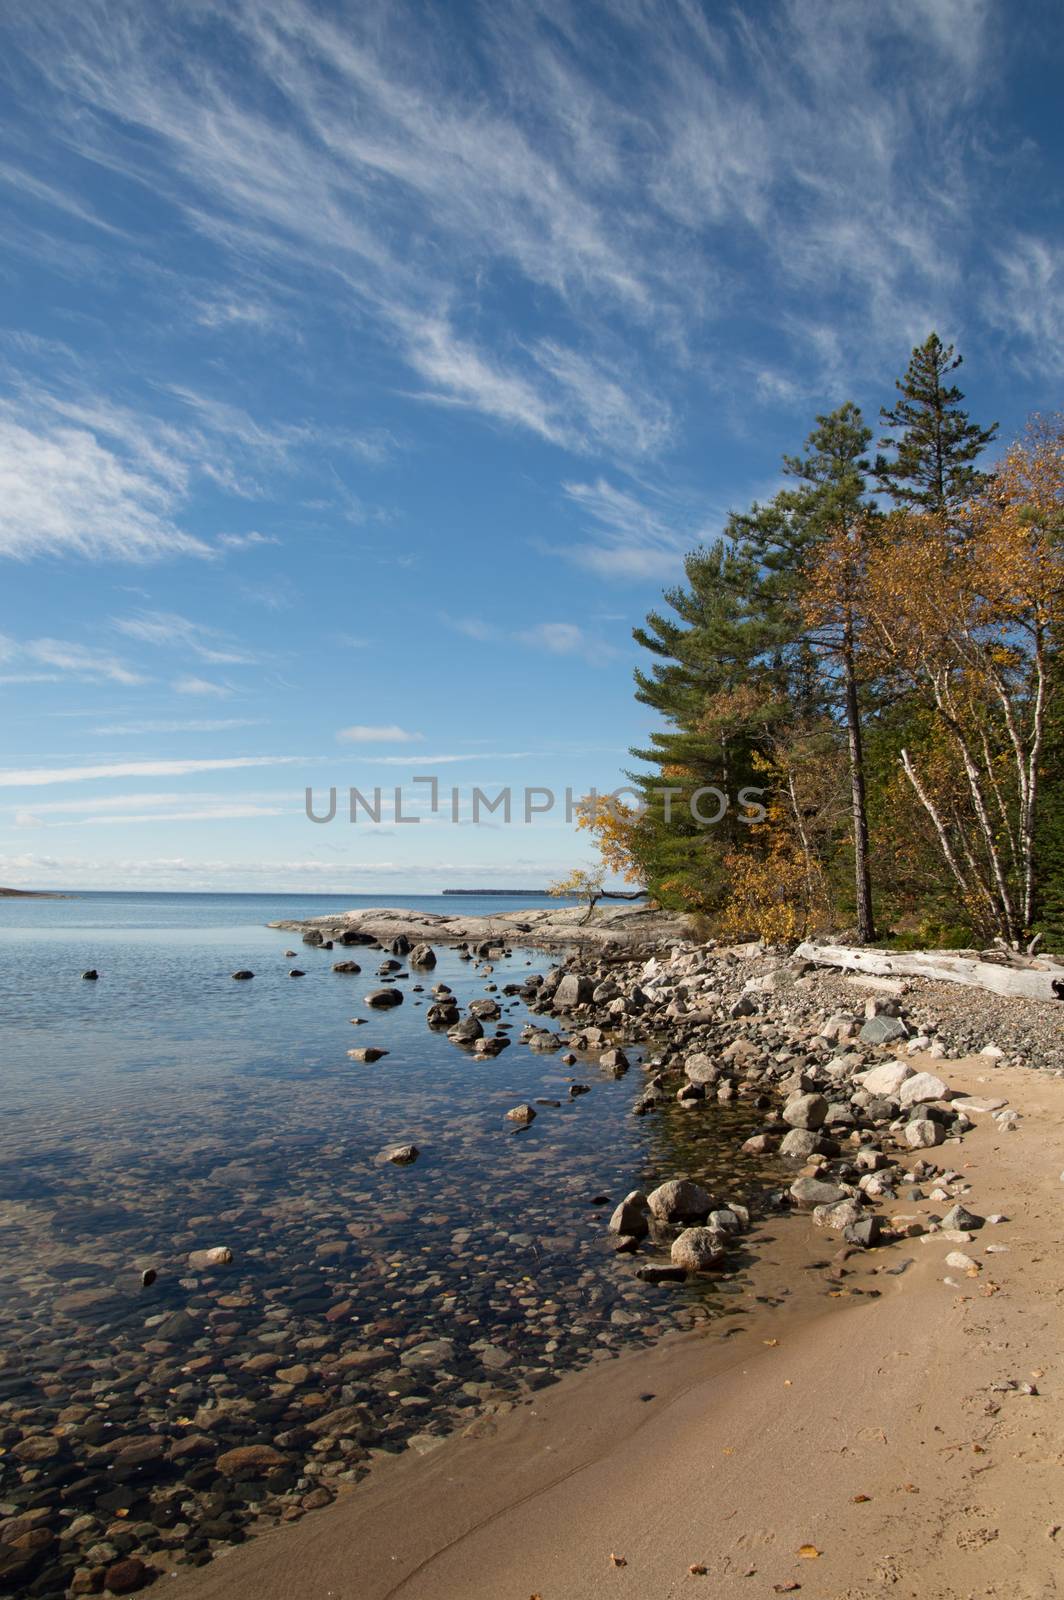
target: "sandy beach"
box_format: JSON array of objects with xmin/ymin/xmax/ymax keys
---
[{"xmin": 167, "ymin": 1050, "xmax": 1064, "ymax": 1600}]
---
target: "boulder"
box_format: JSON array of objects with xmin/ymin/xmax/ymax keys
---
[
  {"xmin": 332, "ymin": 960, "xmax": 362, "ymax": 973},
  {"xmin": 898, "ymin": 1071, "xmax": 950, "ymax": 1108},
  {"xmin": 365, "ymin": 988, "xmax": 403, "ymax": 1008},
  {"xmin": 647, "ymin": 1179, "xmax": 713, "ymax": 1223},
  {"xmin": 859, "ymin": 1015, "xmax": 908, "ymax": 1045},
  {"xmin": 348, "ymin": 1047, "xmax": 388, "ymax": 1063},
  {"xmin": 789, "ymin": 1175, "xmax": 847, "ymax": 1208},
  {"xmin": 447, "ymin": 1015, "xmax": 484, "ymax": 1043},
  {"xmin": 505, "ymin": 1104, "xmax": 537, "ymax": 1124},
  {"xmin": 904, "ymin": 1117, "xmax": 945, "ymax": 1149},
  {"xmin": 609, "ymin": 1191, "xmax": 650, "ymax": 1240},
  {"xmin": 409, "ymin": 943, "xmax": 437, "ymax": 968},
  {"xmin": 684, "ymin": 1052, "xmax": 719, "ymax": 1086},
  {"xmin": 554, "ymin": 974, "xmax": 595, "ymax": 1009},
  {"xmin": 779, "ymin": 1128, "xmax": 821, "ymax": 1160},
  {"xmin": 782, "ymin": 1092, "xmax": 828, "ymax": 1130},
  {"xmin": 856, "ymin": 1060, "xmax": 914, "ymax": 1096},
  {"xmin": 671, "ymin": 1227, "xmax": 727, "ymax": 1271},
  {"xmin": 81, "ymin": 969, "xmax": 99, "ymax": 980}
]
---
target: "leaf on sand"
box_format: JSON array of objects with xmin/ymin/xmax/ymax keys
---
[
  {"xmin": 763, "ymin": 1338, "xmax": 779, "ymax": 1347},
  {"xmin": 689, "ymin": 1564, "xmax": 708, "ymax": 1575},
  {"xmin": 610, "ymin": 1553, "xmax": 627, "ymax": 1567},
  {"xmin": 852, "ymin": 1493, "xmax": 871, "ymax": 1503},
  {"xmin": 773, "ymin": 1585, "xmax": 801, "ymax": 1594},
  {"xmin": 797, "ymin": 1544, "xmax": 820, "ymax": 1558}
]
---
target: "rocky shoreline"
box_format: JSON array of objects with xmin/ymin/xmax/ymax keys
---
[
  {"xmin": 267, "ymin": 901, "xmax": 690, "ymax": 950},
  {"xmin": 4, "ymin": 919, "xmax": 1061, "ymax": 1598}
]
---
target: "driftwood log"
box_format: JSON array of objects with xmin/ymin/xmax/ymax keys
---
[{"xmin": 795, "ymin": 941, "xmax": 1064, "ymax": 1003}]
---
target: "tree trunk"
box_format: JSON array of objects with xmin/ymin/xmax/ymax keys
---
[
  {"xmin": 795, "ymin": 940, "xmax": 1064, "ymax": 1002},
  {"xmin": 843, "ymin": 628, "xmax": 875, "ymax": 943}
]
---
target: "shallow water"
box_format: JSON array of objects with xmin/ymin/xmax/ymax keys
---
[{"xmin": 0, "ymin": 892, "xmax": 778, "ymax": 1590}]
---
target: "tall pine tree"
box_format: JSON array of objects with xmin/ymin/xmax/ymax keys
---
[{"xmin": 874, "ymin": 333, "xmax": 997, "ymax": 515}]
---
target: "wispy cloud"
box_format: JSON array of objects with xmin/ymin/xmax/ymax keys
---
[
  {"xmin": 91, "ymin": 717, "xmax": 264, "ymax": 735},
  {"xmin": 336, "ymin": 725, "xmax": 424, "ymax": 744},
  {"xmin": 215, "ymin": 530, "xmax": 280, "ymax": 552},
  {"xmin": 558, "ymin": 478, "xmax": 713, "ymax": 579},
  {"xmin": 112, "ymin": 610, "xmax": 256, "ymax": 664},
  {"xmin": 22, "ymin": 638, "xmax": 147, "ymax": 684},
  {"xmin": 173, "ymin": 675, "xmax": 232, "ymax": 697},
  {"xmin": 0, "ymin": 755, "xmax": 314, "ymax": 788}
]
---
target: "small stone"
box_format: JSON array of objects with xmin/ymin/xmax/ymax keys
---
[
  {"xmin": 377, "ymin": 1142, "xmax": 419, "ymax": 1164},
  {"xmin": 81, "ymin": 969, "xmax": 99, "ymax": 980},
  {"xmin": 231, "ymin": 970, "xmax": 254, "ymax": 980},
  {"xmin": 945, "ymin": 1250, "xmax": 980, "ymax": 1272},
  {"xmin": 188, "ymin": 1246, "xmax": 233, "ymax": 1270},
  {"xmin": 216, "ymin": 1444, "xmax": 287, "ymax": 1475},
  {"xmin": 941, "ymin": 1204, "xmax": 984, "ymax": 1231},
  {"xmin": 288, "ymin": 967, "xmax": 306, "ymax": 977},
  {"xmin": 505, "ymin": 1104, "xmax": 537, "ymax": 1124},
  {"xmin": 103, "ymin": 1558, "xmax": 151, "ymax": 1595},
  {"xmin": 348, "ymin": 1047, "xmax": 389, "ymax": 1063}
]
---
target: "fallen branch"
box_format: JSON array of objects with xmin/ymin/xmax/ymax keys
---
[{"xmin": 795, "ymin": 941, "xmax": 1064, "ymax": 1002}]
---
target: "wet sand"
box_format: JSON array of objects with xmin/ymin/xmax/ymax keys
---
[{"xmin": 170, "ymin": 1053, "xmax": 1064, "ymax": 1600}]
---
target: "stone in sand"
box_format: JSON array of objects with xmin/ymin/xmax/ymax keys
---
[
  {"xmin": 941, "ymin": 1203, "xmax": 984, "ymax": 1231},
  {"xmin": 905, "ymin": 1117, "xmax": 944, "ymax": 1149},
  {"xmin": 789, "ymin": 1175, "xmax": 847, "ymax": 1208}
]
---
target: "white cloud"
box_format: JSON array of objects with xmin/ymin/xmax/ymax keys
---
[
  {"xmin": 0, "ymin": 403, "xmax": 209, "ymax": 563},
  {"xmin": 113, "ymin": 610, "xmax": 256, "ymax": 663},
  {"xmin": 559, "ymin": 478, "xmax": 709, "ymax": 579},
  {"xmin": 91, "ymin": 717, "xmax": 264, "ymax": 735},
  {"xmin": 0, "ymin": 756, "xmax": 312, "ymax": 788},
  {"xmin": 516, "ymin": 622, "xmax": 613, "ymax": 663},
  {"xmin": 23, "ymin": 638, "xmax": 147, "ymax": 684},
  {"xmin": 173, "ymin": 675, "xmax": 232, "ymax": 696},
  {"xmin": 336, "ymin": 725, "xmax": 424, "ymax": 744},
  {"xmin": 215, "ymin": 530, "xmax": 280, "ymax": 551}
]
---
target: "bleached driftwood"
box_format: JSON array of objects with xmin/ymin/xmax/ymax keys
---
[{"xmin": 795, "ymin": 941, "xmax": 1064, "ymax": 1003}]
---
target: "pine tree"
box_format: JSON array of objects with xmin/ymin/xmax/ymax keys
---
[
  {"xmin": 875, "ymin": 333, "xmax": 997, "ymax": 515},
  {"xmin": 738, "ymin": 403, "xmax": 879, "ymax": 941}
]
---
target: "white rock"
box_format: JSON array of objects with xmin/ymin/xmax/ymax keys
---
[
  {"xmin": 898, "ymin": 1071, "xmax": 950, "ymax": 1107},
  {"xmin": 856, "ymin": 1060, "xmax": 914, "ymax": 1097},
  {"xmin": 927, "ymin": 1041, "xmax": 947, "ymax": 1059},
  {"xmin": 905, "ymin": 1117, "xmax": 944, "ymax": 1149},
  {"xmin": 945, "ymin": 1250, "xmax": 979, "ymax": 1271},
  {"xmin": 979, "ymin": 1044, "xmax": 1005, "ymax": 1058},
  {"xmin": 953, "ymin": 1096, "xmax": 1008, "ymax": 1114}
]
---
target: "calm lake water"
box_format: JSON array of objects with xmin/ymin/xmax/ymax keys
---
[{"xmin": 0, "ymin": 892, "xmax": 778, "ymax": 1589}]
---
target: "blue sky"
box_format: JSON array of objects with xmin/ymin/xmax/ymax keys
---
[{"xmin": 0, "ymin": 0, "xmax": 1060, "ymax": 892}]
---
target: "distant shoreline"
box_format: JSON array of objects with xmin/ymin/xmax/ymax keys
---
[{"xmin": 0, "ymin": 886, "xmax": 69, "ymax": 898}]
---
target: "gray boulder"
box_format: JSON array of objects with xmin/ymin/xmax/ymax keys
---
[
  {"xmin": 554, "ymin": 974, "xmax": 595, "ymax": 1010},
  {"xmin": 365, "ymin": 988, "xmax": 404, "ymax": 1008},
  {"xmin": 670, "ymin": 1227, "xmax": 727, "ymax": 1271},
  {"xmin": 782, "ymin": 1092, "xmax": 828, "ymax": 1130},
  {"xmin": 859, "ymin": 1015, "xmax": 908, "ymax": 1046},
  {"xmin": 789, "ymin": 1175, "xmax": 847, "ymax": 1208},
  {"xmin": 609, "ymin": 1190, "xmax": 650, "ymax": 1240},
  {"xmin": 647, "ymin": 1178, "xmax": 713, "ymax": 1223},
  {"xmin": 409, "ymin": 943, "xmax": 437, "ymax": 968}
]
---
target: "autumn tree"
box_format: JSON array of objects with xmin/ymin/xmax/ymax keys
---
[
  {"xmin": 875, "ymin": 333, "xmax": 998, "ymax": 516},
  {"xmin": 864, "ymin": 419, "xmax": 1064, "ymax": 944}
]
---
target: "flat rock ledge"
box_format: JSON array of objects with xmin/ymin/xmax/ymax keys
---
[{"xmin": 267, "ymin": 902, "xmax": 691, "ymax": 951}]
